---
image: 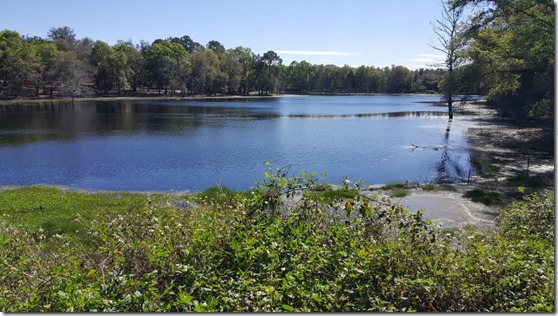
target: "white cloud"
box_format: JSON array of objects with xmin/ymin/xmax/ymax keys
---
[
  {"xmin": 276, "ymin": 50, "xmax": 360, "ymax": 56},
  {"xmin": 389, "ymin": 53, "xmax": 446, "ymax": 70},
  {"xmin": 395, "ymin": 53, "xmax": 445, "ymax": 64},
  {"xmin": 417, "ymin": 53, "xmax": 445, "ymax": 59}
]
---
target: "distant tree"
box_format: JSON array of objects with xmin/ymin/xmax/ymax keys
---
[
  {"xmin": 0, "ymin": 30, "xmax": 21, "ymax": 93},
  {"xmin": 352, "ymin": 66, "xmax": 368, "ymax": 93},
  {"xmin": 0, "ymin": 30, "xmax": 41, "ymax": 96},
  {"xmin": 47, "ymin": 26, "xmax": 76, "ymax": 51},
  {"xmin": 57, "ymin": 52, "xmax": 91, "ymax": 101},
  {"xmin": 47, "ymin": 26, "xmax": 75, "ymax": 41},
  {"xmin": 368, "ymin": 66, "xmax": 387, "ymax": 92},
  {"xmin": 146, "ymin": 41, "xmax": 190, "ymax": 95},
  {"xmin": 74, "ymin": 37, "xmax": 94, "ymax": 61},
  {"xmin": 334, "ymin": 65, "xmax": 353, "ymax": 92},
  {"xmin": 206, "ymin": 40, "xmax": 225, "ymax": 54},
  {"xmin": 228, "ymin": 46, "xmax": 256, "ymax": 95},
  {"xmin": 220, "ymin": 52, "xmax": 242, "ymax": 94},
  {"xmin": 313, "ymin": 64, "xmax": 334, "ymax": 92},
  {"xmin": 287, "ymin": 60, "xmax": 314, "ymax": 92},
  {"xmin": 254, "ymin": 51, "xmax": 282, "ymax": 95},
  {"xmin": 114, "ymin": 41, "xmax": 146, "ymax": 92},
  {"xmin": 169, "ymin": 35, "xmax": 203, "ymax": 54},
  {"xmin": 386, "ymin": 65, "xmax": 414, "ymax": 93},
  {"xmin": 90, "ymin": 41, "xmax": 125, "ymax": 94},
  {"xmin": 188, "ymin": 49, "xmax": 222, "ymax": 95},
  {"xmin": 30, "ymin": 40, "xmax": 59, "ymax": 95}
]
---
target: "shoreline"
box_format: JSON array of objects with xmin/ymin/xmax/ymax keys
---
[
  {"xmin": 0, "ymin": 92, "xmax": 449, "ymax": 106},
  {"xmin": 0, "ymin": 94, "xmax": 280, "ymax": 105}
]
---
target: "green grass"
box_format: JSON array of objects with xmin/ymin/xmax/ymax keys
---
[
  {"xmin": 0, "ymin": 186, "xmax": 152, "ymax": 237},
  {"xmin": 194, "ymin": 186, "xmax": 247, "ymax": 204},
  {"xmin": 381, "ymin": 182, "xmax": 410, "ymax": 198},
  {"xmin": 313, "ymin": 183, "xmax": 334, "ymax": 191},
  {"xmin": 469, "ymin": 153, "xmax": 500, "ymax": 175},
  {"xmin": 506, "ymin": 175, "xmax": 545, "ymax": 189},
  {"xmin": 463, "ymin": 189, "xmax": 505, "ymax": 206},
  {"xmin": 389, "ymin": 187, "xmax": 409, "ymax": 198},
  {"xmin": 304, "ymin": 185, "xmax": 358, "ymax": 204},
  {"xmin": 422, "ymin": 184, "xmax": 448, "ymax": 191}
]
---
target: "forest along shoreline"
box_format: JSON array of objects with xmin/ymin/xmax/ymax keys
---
[{"xmin": 365, "ymin": 101, "xmax": 554, "ymax": 230}]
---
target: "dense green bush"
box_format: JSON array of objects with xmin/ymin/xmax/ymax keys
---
[{"xmin": 0, "ymin": 169, "xmax": 554, "ymax": 312}]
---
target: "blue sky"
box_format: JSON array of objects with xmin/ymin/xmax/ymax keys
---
[{"xmin": 0, "ymin": 0, "xmax": 448, "ymax": 69}]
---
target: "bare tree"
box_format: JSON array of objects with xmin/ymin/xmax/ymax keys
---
[
  {"xmin": 56, "ymin": 52, "xmax": 92, "ymax": 102},
  {"xmin": 429, "ymin": 0, "xmax": 465, "ymax": 119}
]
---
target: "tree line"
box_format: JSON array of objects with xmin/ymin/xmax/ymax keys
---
[{"xmin": 0, "ymin": 27, "xmax": 447, "ymax": 100}]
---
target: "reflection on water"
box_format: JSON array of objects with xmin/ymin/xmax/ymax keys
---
[
  {"xmin": 0, "ymin": 96, "xmax": 474, "ymax": 191},
  {"xmin": 286, "ymin": 111, "xmax": 448, "ymax": 119},
  {"xmin": 434, "ymin": 122, "xmax": 470, "ymax": 182}
]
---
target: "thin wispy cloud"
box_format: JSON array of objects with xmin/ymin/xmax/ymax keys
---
[
  {"xmin": 276, "ymin": 50, "xmax": 361, "ymax": 57},
  {"xmin": 395, "ymin": 53, "xmax": 445, "ymax": 63}
]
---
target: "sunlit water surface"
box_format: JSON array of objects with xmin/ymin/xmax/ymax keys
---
[{"xmin": 0, "ymin": 95, "xmax": 474, "ymax": 191}]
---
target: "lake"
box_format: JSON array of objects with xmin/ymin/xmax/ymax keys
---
[{"xmin": 0, "ymin": 95, "xmax": 474, "ymax": 192}]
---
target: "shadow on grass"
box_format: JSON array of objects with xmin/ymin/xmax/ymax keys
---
[
  {"xmin": 39, "ymin": 219, "xmax": 82, "ymax": 237},
  {"xmin": 506, "ymin": 174, "xmax": 545, "ymax": 189},
  {"xmin": 463, "ymin": 189, "xmax": 505, "ymax": 206},
  {"xmin": 469, "ymin": 153, "xmax": 500, "ymax": 176}
]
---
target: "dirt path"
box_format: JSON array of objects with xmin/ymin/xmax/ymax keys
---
[{"xmin": 392, "ymin": 187, "xmax": 499, "ymax": 230}]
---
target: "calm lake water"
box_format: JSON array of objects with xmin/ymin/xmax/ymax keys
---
[{"xmin": 0, "ymin": 95, "xmax": 474, "ymax": 192}]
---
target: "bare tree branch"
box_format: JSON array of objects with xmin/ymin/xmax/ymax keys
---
[{"xmin": 429, "ymin": 0, "xmax": 466, "ymax": 119}]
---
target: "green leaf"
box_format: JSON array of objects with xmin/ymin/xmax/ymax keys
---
[
  {"xmin": 178, "ymin": 292, "xmax": 193, "ymax": 305},
  {"xmin": 230, "ymin": 237, "xmax": 239, "ymax": 250},
  {"xmin": 194, "ymin": 304, "xmax": 207, "ymax": 312},
  {"xmin": 282, "ymin": 304, "xmax": 294, "ymax": 312}
]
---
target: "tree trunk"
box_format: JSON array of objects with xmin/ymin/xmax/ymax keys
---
[{"xmin": 448, "ymin": 98, "xmax": 453, "ymax": 119}]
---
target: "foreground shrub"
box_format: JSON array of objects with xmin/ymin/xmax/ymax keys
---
[{"xmin": 0, "ymin": 168, "xmax": 554, "ymax": 312}]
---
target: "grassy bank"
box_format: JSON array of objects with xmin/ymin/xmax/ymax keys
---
[{"xmin": 0, "ymin": 168, "xmax": 554, "ymax": 312}]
